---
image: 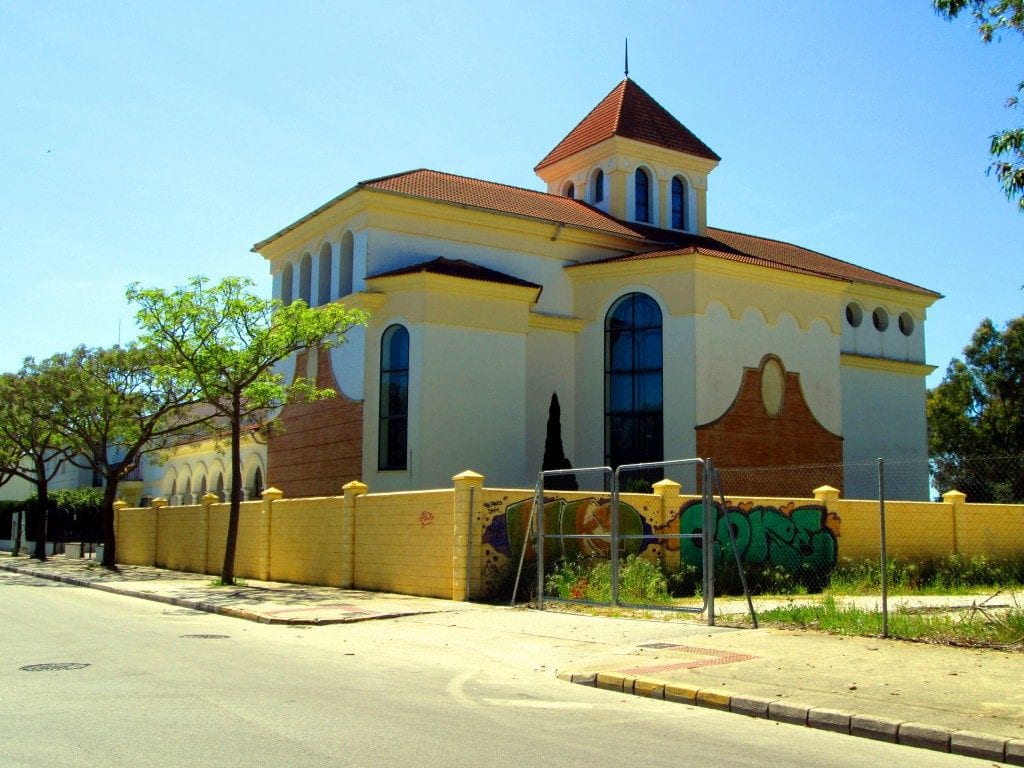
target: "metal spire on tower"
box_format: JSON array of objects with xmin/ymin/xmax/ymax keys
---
[{"xmin": 624, "ymin": 38, "xmax": 629, "ymax": 78}]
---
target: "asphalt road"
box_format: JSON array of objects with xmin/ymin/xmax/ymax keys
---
[{"xmin": 0, "ymin": 571, "xmax": 989, "ymax": 767}]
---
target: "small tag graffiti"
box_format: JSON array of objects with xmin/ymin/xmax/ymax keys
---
[{"xmin": 418, "ymin": 510, "xmax": 435, "ymax": 528}]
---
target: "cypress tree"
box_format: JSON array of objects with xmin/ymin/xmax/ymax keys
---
[{"xmin": 542, "ymin": 392, "xmax": 577, "ymax": 491}]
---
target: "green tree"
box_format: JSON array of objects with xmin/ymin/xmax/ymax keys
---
[
  {"xmin": 934, "ymin": 0, "xmax": 1024, "ymax": 210},
  {"xmin": 541, "ymin": 392, "xmax": 578, "ymax": 491},
  {"xmin": 927, "ymin": 314, "xmax": 1024, "ymax": 501},
  {"xmin": 0, "ymin": 366, "xmax": 72, "ymax": 560},
  {"xmin": 33, "ymin": 344, "xmax": 210, "ymax": 567},
  {"xmin": 127, "ymin": 276, "xmax": 368, "ymax": 584}
]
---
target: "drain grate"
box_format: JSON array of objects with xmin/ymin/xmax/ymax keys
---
[
  {"xmin": 20, "ymin": 663, "xmax": 90, "ymax": 672},
  {"xmin": 180, "ymin": 634, "xmax": 229, "ymax": 640}
]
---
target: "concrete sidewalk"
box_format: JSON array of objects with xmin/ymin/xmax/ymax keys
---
[{"xmin": 2, "ymin": 552, "xmax": 1022, "ymax": 764}]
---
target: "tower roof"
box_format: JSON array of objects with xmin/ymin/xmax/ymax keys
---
[{"xmin": 534, "ymin": 78, "xmax": 720, "ymax": 171}]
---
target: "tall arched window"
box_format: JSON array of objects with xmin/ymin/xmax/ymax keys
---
[
  {"xmin": 605, "ymin": 293, "xmax": 663, "ymax": 468},
  {"xmin": 318, "ymin": 242, "xmax": 333, "ymax": 306},
  {"xmin": 563, "ymin": 181, "xmax": 575, "ymax": 198},
  {"xmin": 280, "ymin": 262, "xmax": 294, "ymax": 305},
  {"xmin": 298, "ymin": 252, "xmax": 312, "ymax": 305},
  {"xmin": 592, "ymin": 168, "xmax": 604, "ymax": 203},
  {"xmin": 671, "ymin": 176, "xmax": 687, "ymax": 230},
  {"xmin": 339, "ymin": 230, "xmax": 354, "ymax": 297},
  {"xmin": 634, "ymin": 168, "xmax": 650, "ymax": 223},
  {"xmin": 379, "ymin": 325, "xmax": 410, "ymax": 470}
]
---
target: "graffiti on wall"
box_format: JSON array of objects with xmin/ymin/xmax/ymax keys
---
[
  {"xmin": 664, "ymin": 499, "xmax": 840, "ymax": 587},
  {"xmin": 482, "ymin": 495, "xmax": 655, "ymax": 570},
  {"xmin": 478, "ymin": 494, "xmax": 841, "ymax": 595}
]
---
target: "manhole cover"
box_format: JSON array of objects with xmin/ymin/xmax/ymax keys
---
[
  {"xmin": 637, "ymin": 642, "xmax": 683, "ymax": 650},
  {"xmin": 20, "ymin": 663, "xmax": 90, "ymax": 672},
  {"xmin": 180, "ymin": 634, "xmax": 229, "ymax": 640}
]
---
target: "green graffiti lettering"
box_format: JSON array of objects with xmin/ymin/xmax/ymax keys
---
[{"xmin": 669, "ymin": 500, "xmax": 838, "ymax": 588}]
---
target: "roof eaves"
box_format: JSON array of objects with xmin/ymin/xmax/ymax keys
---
[
  {"xmin": 251, "ymin": 181, "xmax": 364, "ymax": 253},
  {"xmin": 708, "ymin": 227, "xmax": 942, "ymax": 298},
  {"xmin": 364, "ymin": 183, "xmax": 651, "ymax": 242}
]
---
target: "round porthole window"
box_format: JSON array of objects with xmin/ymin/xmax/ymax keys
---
[
  {"xmin": 898, "ymin": 312, "xmax": 915, "ymax": 336},
  {"xmin": 845, "ymin": 302, "xmax": 863, "ymax": 328},
  {"xmin": 872, "ymin": 307, "xmax": 889, "ymax": 332}
]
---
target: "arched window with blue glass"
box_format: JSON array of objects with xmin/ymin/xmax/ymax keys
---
[
  {"xmin": 379, "ymin": 324, "xmax": 410, "ymax": 471},
  {"xmin": 634, "ymin": 168, "xmax": 650, "ymax": 223},
  {"xmin": 671, "ymin": 175, "xmax": 687, "ymax": 230},
  {"xmin": 605, "ymin": 293, "xmax": 663, "ymax": 469},
  {"xmin": 592, "ymin": 168, "xmax": 604, "ymax": 204}
]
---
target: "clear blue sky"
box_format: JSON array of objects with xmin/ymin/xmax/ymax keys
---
[{"xmin": 2, "ymin": 1, "xmax": 1020, "ymax": 386}]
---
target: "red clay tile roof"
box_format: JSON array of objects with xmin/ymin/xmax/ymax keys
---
[
  {"xmin": 369, "ymin": 257, "xmax": 542, "ymax": 295},
  {"xmin": 535, "ymin": 78, "xmax": 720, "ymax": 171},
  {"xmin": 253, "ymin": 169, "xmax": 648, "ymax": 251},
  {"xmin": 569, "ymin": 226, "xmax": 940, "ymax": 297},
  {"xmin": 361, "ymin": 169, "xmax": 646, "ymax": 239}
]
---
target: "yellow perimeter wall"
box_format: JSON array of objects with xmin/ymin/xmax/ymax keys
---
[{"xmin": 113, "ymin": 478, "xmax": 1024, "ymax": 601}]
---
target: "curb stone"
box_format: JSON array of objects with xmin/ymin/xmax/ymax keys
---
[
  {"xmin": 951, "ymin": 731, "xmax": 1009, "ymax": 762},
  {"xmin": 1006, "ymin": 739, "xmax": 1024, "ymax": 766},
  {"xmin": 850, "ymin": 714, "xmax": 900, "ymax": 743},
  {"xmin": 0, "ymin": 561, "xmax": 375, "ymax": 626},
  {"xmin": 568, "ymin": 673, "xmax": 1015, "ymax": 763}
]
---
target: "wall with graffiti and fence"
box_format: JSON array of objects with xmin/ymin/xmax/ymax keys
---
[{"xmin": 110, "ymin": 472, "xmax": 1024, "ymax": 601}]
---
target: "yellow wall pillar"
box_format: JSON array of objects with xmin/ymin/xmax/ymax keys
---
[
  {"xmin": 813, "ymin": 485, "xmax": 840, "ymax": 510},
  {"xmin": 112, "ymin": 500, "xmax": 127, "ymax": 565},
  {"xmin": 652, "ymin": 479, "xmax": 682, "ymax": 572},
  {"xmin": 452, "ymin": 470, "xmax": 484, "ymax": 601},
  {"xmin": 200, "ymin": 492, "xmax": 219, "ymax": 574},
  {"xmin": 260, "ymin": 487, "xmax": 283, "ymax": 581},
  {"xmin": 942, "ymin": 490, "xmax": 967, "ymax": 554},
  {"xmin": 150, "ymin": 497, "xmax": 167, "ymax": 565},
  {"xmin": 341, "ymin": 480, "xmax": 367, "ymax": 588}
]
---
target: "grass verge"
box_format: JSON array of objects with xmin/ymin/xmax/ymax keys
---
[{"xmin": 752, "ymin": 595, "xmax": 1024, "ymax": 649}]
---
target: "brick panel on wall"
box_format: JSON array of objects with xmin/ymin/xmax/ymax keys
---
[
  {"xmin": 268, "ymin": 347, "xmax": 364, "ymax": 498},
  {"xmin": 696, "ymin": 362, "xmax": 843, "ymax": 497}
]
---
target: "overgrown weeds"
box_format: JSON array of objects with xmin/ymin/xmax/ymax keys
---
[
  {"xmin": 827, "ymin": 554, "xmax": 1024, "ymax": 595},
  {"xmin": 546, "ymin": 556, "xmax": 672, "ymax": 605},
  {"xmin": 753, "ymin": 594, "xmax": 1024, "ymax": 649}
]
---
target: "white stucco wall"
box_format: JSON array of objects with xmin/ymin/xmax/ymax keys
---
[
  {"xmin": 364, "ymin": 227, "xmax": 580, "ymax": 316},
  {"xmin": 695, "ymin": 302, "xmax": 841, "ymax": 434},
  {"xmin": 841, "ymin": 361, "xmax": 930, "ymax": 500},
  {"xmin": 363, "ymin": 320, "xmax": 528, "ymax": 491},
  {"xmin": 525, "ymin": 327, "xmax": 577, "ymax": 482}
]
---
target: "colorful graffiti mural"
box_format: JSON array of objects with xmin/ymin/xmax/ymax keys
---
[
  {"xmin": 663, "ymin": 500, "xmax": 840, "ymax": 589},
  {"xmin": 482, "ymin": 495, "xmax": 655, "ymax": 569}
]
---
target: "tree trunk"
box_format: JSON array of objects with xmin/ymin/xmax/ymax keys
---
[
  {"xmin": 221, "ymin": 402, "xmax": 243, "ymax": 585},
  {"xmin": 100, "ymin": 478, "xmax": 120, "ymax": 568},
  {"xmin": 32, "ymin": 460, "xmax": 48, "ymax": 561}
]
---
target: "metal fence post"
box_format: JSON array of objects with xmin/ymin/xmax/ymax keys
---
[
  {"xmin": 703, "ymin": 460, "xmax": 715, "ymax": 626},
  {"xmin": 610, "ymin": 470, "xmax": 620, "ymax": 606},
  {"xmin": 878, "ymin": 457, "xmax": 889, "ymax": 639}
]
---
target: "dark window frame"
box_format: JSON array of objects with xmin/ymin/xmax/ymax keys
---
[
  {"xmin": 671, "ymin": 176, "xmax": 686, "ymax": 230},
  {"xmin": 378, "ymin": 324, "xmax": 410, "ymax": 471},
  {"xmin": 634, "ymin": 168, "xmax": 650, "ymax": 223}
]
